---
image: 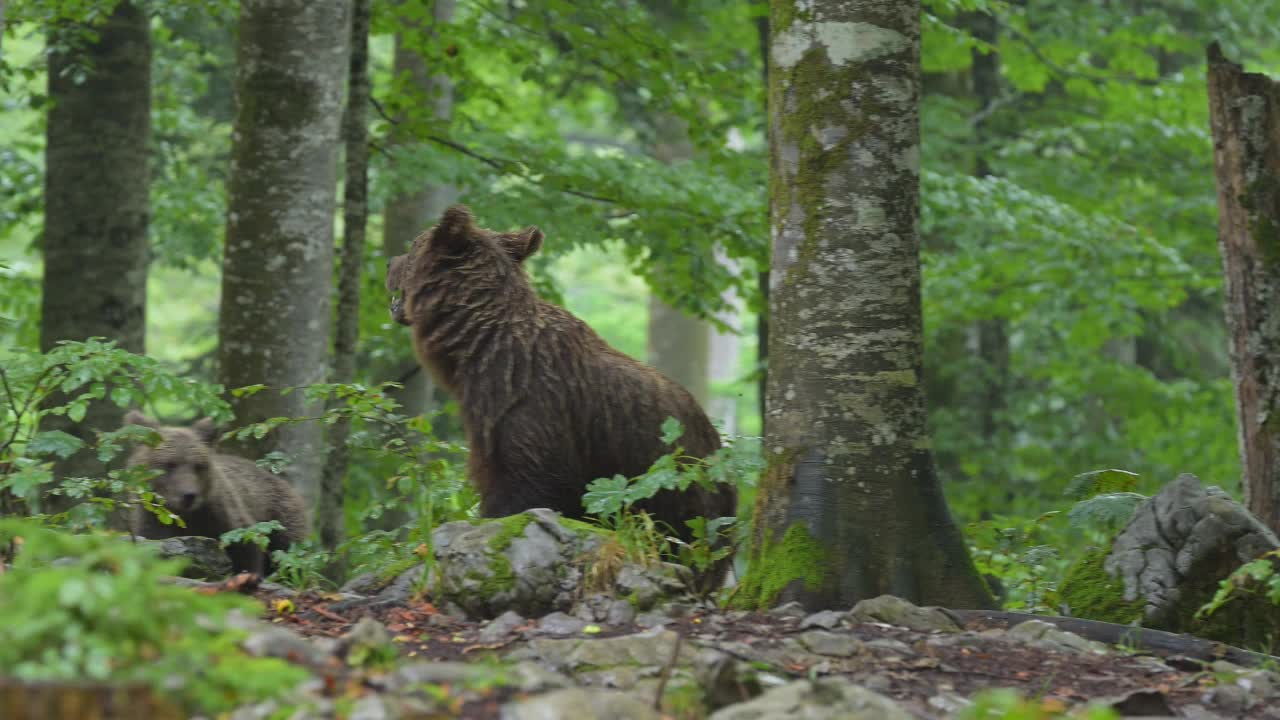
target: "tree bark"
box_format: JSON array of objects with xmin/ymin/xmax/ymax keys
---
[
  {"xmin": 40, "ymin": 0, "xmax": 150, "ymax": 497},
  {"xmin": 318, "ymin": 0, "xmax": 371, "ymax": 552},
  {"xmin": 1207, "ymin": 43, "xmax": 1280, "ymax": 534},
  {"xmin": 382, "ymin": 0, "xmax": 457, "ymax": 420},
  {"xmin": 751, "ymin": 0, "xmax": 994, "ymax": 610},
  {"xmin": 218, "ymin": 0, "xmax": 349, "ymax": 510}
]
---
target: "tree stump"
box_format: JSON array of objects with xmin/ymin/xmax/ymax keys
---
[{"xmin": 1206, "ymin": 42, "xmax": 1280, "ymax": 535}]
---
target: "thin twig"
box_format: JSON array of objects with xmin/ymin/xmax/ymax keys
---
[{"xmin": 652, "ymin": 628, "xmax": 684, "ymax": 710}]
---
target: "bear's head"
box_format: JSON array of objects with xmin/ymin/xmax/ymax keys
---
[
  {"xmin": 123, "ymin": 410, "xmax": 218, "ymax": 514},
  {"xmin": 386, "ymin": 204, "xmax": 544, "ymax": 327}
]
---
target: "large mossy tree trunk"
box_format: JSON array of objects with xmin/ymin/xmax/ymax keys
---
[
  {"xmin": 318, "ymin": 0, "xmax": 372, "ymax": 553},
  {"xmin": 218, "ymin": 0, "xmax": 349, "ymax": 509},
  {"xmin": 1207, "ymin": 43, "xmax": 1280, "ymax": 535},
  {"xmin": 40, "ymin": 0, "xmax": 150, "ymax": 505},
  {"xmin": 382, "ymin": 0, "xmax": 458, "ymax": 421},
  {"xmin": 743, "ymin": 0, "xmax": 994, "ymax": 611}
]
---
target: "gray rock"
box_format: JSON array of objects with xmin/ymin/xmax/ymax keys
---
[
  {"xmin": 1204, "ymin": 683, "xmax": 1252, "ymax": 714},
  {"xmin": 769, "ymin": 601, "xmax": 807, "ymax": 619},
  {"xmin": 432, "ymin": 509, "xmax": 691, "ymax": 620},
  {"xmin": 606, "ymin": 598, "xmax": 637, "ymax": 626},
  {"xmin": 500, "ymin": 688, "xmax": 662, "ymax": 720},
  {"xmin": 799, "ymin": 610, "xmax": 846, "ymax": 630},
  {"xmin": 381, "ymin": 660, "xmax": 571, "ymax": 694},
  {"xmin": 156, "ymin": 536, "xmax": 233, "ymax": 579},
  {"xmin": 708, "ymin": 678, "xmax": 914, "ymax": 720},
  {"xmin": 478, "ymin": 610, "xmax": 529, "ymax": 643},
  {"xmin": 1104, "ymin": 474, "xmax": 1280, "ymax": 628},
  {"xmin": 865, "ymin": 638, "xmax": 912, "ymax": 655},
  {"xmin": 848, "ymin": 595, "xmax": 961, "ymax": 633},
  {"xmin": 1007, "ymin": 620, "xmax": 1108, "ymax": 655},
  {"xmin": 695, "ymin": 649, "xmax": 762, "ymax": 710},
  {"xmin": 334, "ymin": 617, "xmax": 396, "ymax": 666},
  {"xmin": 240, "ymin": 623, "xmax": 332, "ymax": 669},
  {"xmin": 348, "ymin": 694, "xmax": 391, "ymax": 720},
  {"xmin": 797, "ymin": 630, "xmax": 866, "ymax": 657},
  {"xmin": 634, "ymin": 611, "xmax": 671, "ymax": 628},
  {"xmin": 539, "ymin": 611, "xmax": 589, "ymax": 635}
]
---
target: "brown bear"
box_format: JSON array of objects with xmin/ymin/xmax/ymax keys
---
[
  {"xmin": 123, "ymin": 411, "xmax": 310, "ymax": 576},
  {"xmin": 385, "ymin": 205, "xmax": 737, "ymax": 587}
]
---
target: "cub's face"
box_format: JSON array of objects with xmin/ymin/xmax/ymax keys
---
[
  {"xmin": 384, "ymin": 204, "xmax": 544, "ymax": 327},
  {"xmin": 124, "ymin": 411, "xmax": 217, "ymax": 514}
]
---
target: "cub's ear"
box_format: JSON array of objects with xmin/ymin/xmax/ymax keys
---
[
  {"xmin": 502, "ymin": 226, "xmax": 544, "ymax": 263},
  {"xmin": 192, "ymin": 417, "xmax": 218, "ymax": 444},
  {"xmin": 433, "ymin": 204, "xmax": 474, "ymax": 253},
  {"xmin": 123, "ymin": 410, "xmax": 160, "ymax": 430}
]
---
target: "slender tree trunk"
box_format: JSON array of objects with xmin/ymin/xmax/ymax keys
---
[
  {"xmin": 40, "ymin": 0, "xmax": 150, "ymax": 502},
  {"xmin": 968, "ymin": 10, "xmax": 1011, "ymax": 491},
  {"xmin": 746, "ymin": 0, "xmax": 994, "ymax": 610},
  {"xmin": 383, "ymin": 0, "xmax": 457, "ymax": 420},
  {"xmin": 753, "ymin": 0, "xmax": 770, "ymax": 433},
  {"xmin": 1207, "ymin": 43, "xmax": 1280, "ymax": 534},
  {"xmin": 218, "ymin": 0, "xmax": 349, "ymax": 510},
  {"xmin": 647, "ymin": 297, "xmax": 712, "ymax": 408},
  {"xmin": 317, "ymin": 0, "xmax": 371, "ymax": 552}
]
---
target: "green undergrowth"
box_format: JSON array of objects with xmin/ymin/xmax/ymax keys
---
[{"xmin": 0, "ymin": 519, "xmax": 307, "ymax": 714}]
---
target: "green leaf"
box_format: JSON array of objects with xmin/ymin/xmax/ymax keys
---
[
  {"xmin": 660, "ymin": 417, "xmax": 684, "ymax": 446},
  {"xmin": 27, "ymin": 431, "xmax": 84, "ymax": 459},
  {"xmin": 1063, "ymin": 469, "xmax": 1140, "ymax": 500}
]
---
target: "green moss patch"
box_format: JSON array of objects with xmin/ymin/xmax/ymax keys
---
[
  {"xmin": 1057, "ymin": 548, "xmax": 1144, "ymax": 625},
  {"xmin": 730, "ymin": 523, "xmax": 825, "ymax": 610}
]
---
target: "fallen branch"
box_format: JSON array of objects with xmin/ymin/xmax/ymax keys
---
[{"xmin": 943, "ymin": 609, "xmax": 1280, "ymax": 668}]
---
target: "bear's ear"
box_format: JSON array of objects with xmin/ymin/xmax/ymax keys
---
[
  {"xmin": 433, "ymin": 204, "xmax": 474, "ymax": 253},
  {"xmin": 502, "ymin": 226, "xmax": 544, "ymax": 263},
  {"xmin": 124, "ymin": 410, "xmax": 160, "ymax": 430},
  {"xmin": 192, "ymin": 417, "xmax": 218, "ymax": 444}
]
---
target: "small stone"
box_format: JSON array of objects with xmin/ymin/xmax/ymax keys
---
[
  {"xmin": 1007, "ymin": 620, "xmax": 1108, "ymax": 655},
  {"xmin": 479, "ymin": 610, "xmax": 528, "ymax": 643},
  {"xmin": 708, "ymin": 678, "xmax": 913, "ymax": 720},
  {"xmin": 1205, "ymin": 683, "xmax": 1251, "ymax": 714},
  {"xmin": 865, "ymin": 638, "xmax": 912, "ymax": 655},
  {"xmin": 241, "ymin": 624, "xmax": 331, "ymax": 668},
  {"xmin": 606, "ymin": 599, "xmax": 637, "ymax": 626},
  {"xmin": 769, "ymin": 601, "xmax": 807, "ymax": 619},
  {"xmin": 500, "ymin": 688, "xmax": 661, "ymax": 720},
  {"xmin": 634, "ymin": 611, "xmax": 671, "ymax": 628},
  {"xmin": 799, "ymin": 610, "xmax": 846, "ymax": 630},
  {"xmin": 798, "ymin": 630, "xmax": 865, "ymax": 657},
  {"xmin": 539, "ymin": 611, "xmax": 589, "ymax": 635},
  {"xmin": 849, "ymin": 595, "xmax": 961, "ymax": 633},
  {"xmin": 349, "ymin": 694, "xmax": 390, "ymax": 720}
]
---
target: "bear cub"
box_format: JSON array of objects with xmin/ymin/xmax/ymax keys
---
[
  {"xmin": 123, "ymin": 411, "xmax": 309, "ymax": 576},
  {"xmin": 385, "ymin": 205, "xmax": 737, "ymax": 587}
]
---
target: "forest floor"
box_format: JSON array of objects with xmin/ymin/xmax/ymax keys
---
[{"xmin": 244, "ymin": 582, "xmax": 1275, "ymax": 719}]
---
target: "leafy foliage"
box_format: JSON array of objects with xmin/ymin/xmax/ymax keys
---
[
  {"xmin": 0, "ymin": 339, "xmax": 229, "ymax": 523},
  {"xmin": 0, "ymin": 519, "xmax": 307, "ymax": 713},
  {"xmin": 1197, "ymin": 550, "xmax": 1280, "ymax": 620},
  {"xmin": 582, "ymin": 416, "xmax": 759, "ymax": 579}
]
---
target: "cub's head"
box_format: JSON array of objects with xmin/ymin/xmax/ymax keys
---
[
  {"xmin": 123, "ymin": 411, "xmax": 218, "ymax": 514},
  {"xmin": 385, "ymin": 204, "xmax": 544, "ymax": 327}
]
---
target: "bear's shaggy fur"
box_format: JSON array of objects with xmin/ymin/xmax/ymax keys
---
[
  {"xmin": 386, "ymin": 205, "xmax": 737, "ymax": 585},
  {"xmin": 123, "ymin": 411, "xmax": 309, "ymax": 575}
]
